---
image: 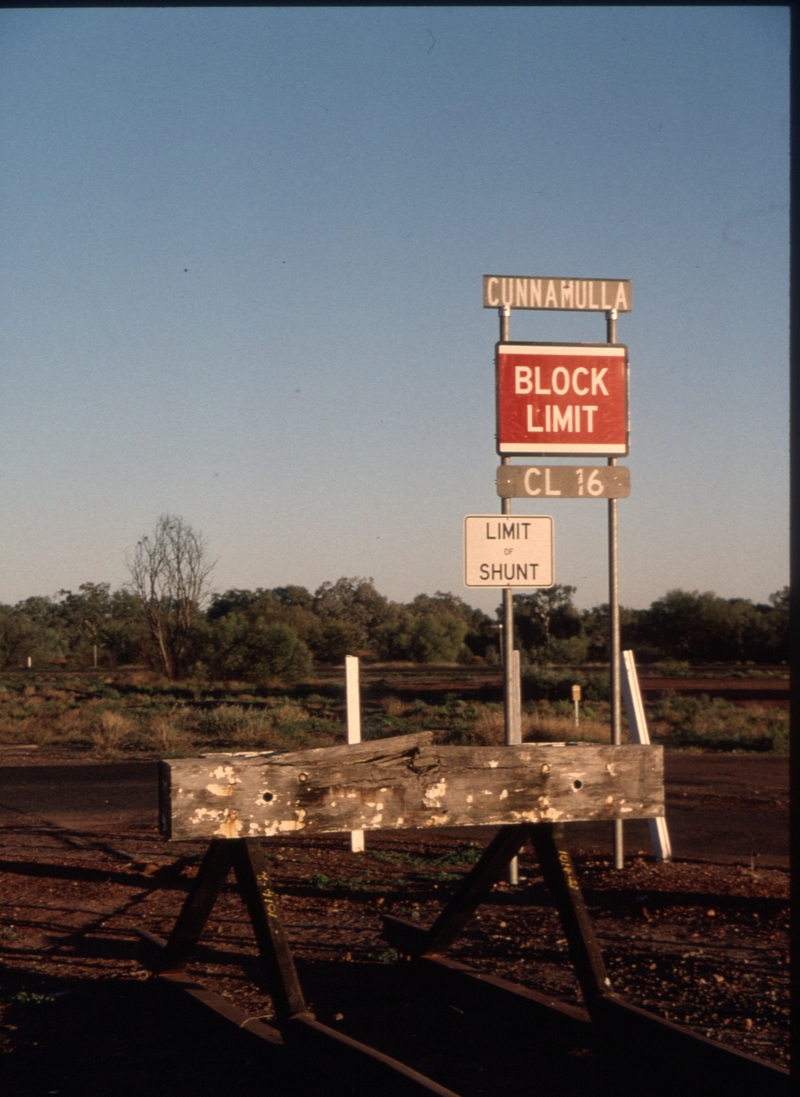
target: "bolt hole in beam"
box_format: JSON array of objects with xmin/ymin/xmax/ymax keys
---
[
  {"xmin": 262, "ymin": 792, "xmax": 274, "ymax": 802},
  {"xmin": 572, "ymin": 780, "xmax": 583, "ymax": 790}
]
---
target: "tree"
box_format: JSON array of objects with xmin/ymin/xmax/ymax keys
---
[
  {"xmin": 762, "ymin": 587, "xmax": 789, "ymax": 662},
  {"xmin": 511, "ymin": 585, "xmax": 583, "ymax": 659},
  {"xmin": 626, "ymin": 588, "xmax": 790, "ymax": 664},
  {"xmin": 0, "ymin": 601, "xmax": 59, "ymax": 667},
  {"xmin": 0, "ymin": 597, "xmax": 65, "ymax": 667},
  {"xmin": 126, "ymin": 515, "xmax": 216, "ymax": 678},
  {"xmin": 376, "ymin": 611, "xmax": 469, "ymax": 663},
  {"xmin": 207, "ymin": 587, "xmax": 324, "ymax": 658},
  {"xmin": 203, "ymin": 613, "xmax": 312, "ymax": 685},
  {"xmin": 312, "ymin": 577, "xmax": 394, "ymax": 655},
  {"xmin": 57, "ymin": 583, "xmax": 114, "ymax": 667}
]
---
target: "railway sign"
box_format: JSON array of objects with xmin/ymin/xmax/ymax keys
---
[
  {"xmin": 496, "ymin": 464, "xmax": 630, "ymax": 499},
  {"xmin": 484, "ymin": 275, "xmax": 631, "ymax": 312},
  {"xmin": 464, "ymin": 514, "xmax": 553, "ymax": 588},
  {"xmin": 496, "ymin": 342, "xmax": 628, "ymax": 456}
]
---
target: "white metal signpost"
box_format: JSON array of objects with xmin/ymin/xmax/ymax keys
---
[{"xmin": 480, "ymin": 275, "xmax": 632, "ymax": 872}]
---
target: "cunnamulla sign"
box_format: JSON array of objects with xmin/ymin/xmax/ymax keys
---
[
  {"xmin": 497, "ymin": 342, "xmax": 628, "ymax": 456},
  {"xmin": 483, "ymin": 276, "xmax": 631, "ymax": 312},
  {"xmin": 464, "ymin": 515, "xmax": 553, "ymax": 588}
]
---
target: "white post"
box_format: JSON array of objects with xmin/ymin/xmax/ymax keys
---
[
  {"xmin": 510, "ymin": 650, "xmax": 522, "ymax": 745},
  {"xmin": 508, "ymin": 648, "xmax": 522, "ymax": 884},
  {"xmin": 345, "ymin": 655, "xmax": 365, "ymax": 853},
  {"xmin": 572, "ymin": 683, "xmax": 581, "ymax": 727},
  {"xmin": 607, "ymin": 307, "xmax": 624, "ymax": 872},
  {"xmin": 621, "ymin": 649, "xmax": 672, "ymax": 863}
]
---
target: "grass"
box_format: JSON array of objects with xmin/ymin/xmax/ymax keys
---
[
  {"xmin": 12, "ymin": 991, "xmax": 56, "ymax": 1005},
  {"xmin": 647, "ymin": 696, "xmax": 789, "ymax": 753},
  {"xmin": 0, "ymin": 669, "xmax": 788, "ymax": 757},
  {"xmin": 304, "ymin": 841, "xmax": 486, "ymax": 895}
]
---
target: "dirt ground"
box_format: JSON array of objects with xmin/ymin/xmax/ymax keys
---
[{"xmin": 0, "ymin": 748, "xmax": 790, "ymax": 1096}]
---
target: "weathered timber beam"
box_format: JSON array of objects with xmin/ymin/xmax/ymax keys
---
[{"xmin": 161, "ymin": 732, "xmax": 664, "ymax": 841}]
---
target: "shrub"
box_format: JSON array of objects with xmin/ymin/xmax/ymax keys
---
[
  {"xmin": 654, "ymin": 659, "xmax": 692, "ymax": 677},
  {"xmin": 194, "ymin": 705, "xmax": 273, "ymax": 747},
  {"xmin": 470, "ymin": 706, "xmax": 505, "ymax": 745},
  {"xmin": 92, "ymin": 710, "xmax": 133, "ymax": 756},
  {"xmin": 251, "ymin": 623, "xmax": 313, "ymax": 684},
  {"xmin": 204, "ymin": 616, "xmax": 312, "ymax": 685},
  {"xmin": 149, "ymin": 714, "xmax": 193, "ymax": 755},
  {"xmin": 376, "ymin": 612, "xmax": 468, "ymax": 663},
  {"xmin": 522, "ymin": 667, "xmax": 609, "ymax": 703},
  {"xmin": 649, "ymin": 696, "xmax": 788, "ymax": 753}
]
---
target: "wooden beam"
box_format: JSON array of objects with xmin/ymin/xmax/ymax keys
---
[{"xmin": 161, "ymin": 732, "xmax": 664, "ymax": 841}]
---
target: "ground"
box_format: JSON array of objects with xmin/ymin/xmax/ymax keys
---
[{"xmin": 0, "ymin": 742, "xmax": 789, "ymax": 1096}]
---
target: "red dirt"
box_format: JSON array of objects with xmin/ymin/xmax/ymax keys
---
[{"xmin": 0, "ymin": 750, "xmax": 789, "ymax": 1095}]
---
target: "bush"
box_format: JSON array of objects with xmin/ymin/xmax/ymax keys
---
[
  {"xmin": 204, "ymin": 615, "xmax": 312, "ymax": 685},
  {"xmin": 193, "ymin": 700, "xmax": 337, "ymax": 752},
  {"xmin": 92, "ymin": 710, "xmax": 133, "ymax": 756},
  {"xmin": 252, "ymin": 622, "xmax": 313, "ymax": 684},
  {"xmin": 539, "ymin": 635, "xmax": 591, "ymax": 665},
  {"xmin": 522, "ymin": 666, "xmax": 609, "ymax": 703},
  {"xmin": 376, "ymin": 612, "xmax": 468, "ymax": 663},
  {"xmin": 654, "ymin": 659, "xmax": 692, "ymax": 677},
  {"xmin": 649, "ymin": 696, "xmax": 788, "ymax": 753}
]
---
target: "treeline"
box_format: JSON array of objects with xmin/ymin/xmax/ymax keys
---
[
  {"xmin": 513, "ymin": 584, "xmax": 789, "ymax": 666},
  {"xmin": 0, "ymin": 577, "xmax": 788, "ymax": 680}
]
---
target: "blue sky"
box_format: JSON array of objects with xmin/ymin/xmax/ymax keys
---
[{"xmin": 0, "ymin": 6, "xmax": 789, "ymax": 615}]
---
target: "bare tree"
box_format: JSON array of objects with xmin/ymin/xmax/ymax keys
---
[{"xmin": 126, "ymin": 514, "xmax": 216, "ymax": 678}]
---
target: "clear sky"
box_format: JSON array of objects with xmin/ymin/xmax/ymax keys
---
[{"xmin": 0, "ymin": 6, "xmax": 789, "ymax": 615}]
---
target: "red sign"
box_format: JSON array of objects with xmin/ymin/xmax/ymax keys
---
[{"xmin": 496, "ymin": 342, "xmax": 628, "ymax": 456}]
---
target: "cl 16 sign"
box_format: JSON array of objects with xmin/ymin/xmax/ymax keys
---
[
  {"xmin": 496, "ymin": 465, "xmax": 630, "ymax": 499},
  {"xmin": 496, "ymin": 342, "xmax": 628, "ymax": 456},
  {"xmin": 464, "ymin": 515, "xmax": 553, "ymax": 588}
]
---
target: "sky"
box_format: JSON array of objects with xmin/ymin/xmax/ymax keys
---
[{"xmin": 0, "ymin": 6, "xmax": 789, "ymax": 616}]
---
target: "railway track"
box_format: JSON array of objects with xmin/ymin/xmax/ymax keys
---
[{"xmin": 0, "ymin": 752, "xmax": 790, "ymax": 1096}]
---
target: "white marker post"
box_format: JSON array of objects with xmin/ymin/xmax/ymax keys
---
[
  {"xmin": 501, "ymin": 296, "xmax": 520, "ymax": 885},
  {"xmin": 572, "ymin": 683, "xmax": 581, "ymax": 727},
  {"xmin": 345, "ymin": 655, "xmax": 365, "ymax": 853},
  {"xmin": 510, "ymin": 649, "xmax": 522, "ymax": 745},
  {"xmin": 621, "ymin": 649, "xmax": 672, "ymax": 863}
]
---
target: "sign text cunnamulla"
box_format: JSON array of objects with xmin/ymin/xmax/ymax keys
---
[{"xmin": 484, "ymin": 276, "xmax": 631, "ymax": 312}]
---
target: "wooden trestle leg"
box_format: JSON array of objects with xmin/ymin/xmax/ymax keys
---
[
  {"xmin": 229, "ymin": 838, "xmax": 311, "ymax": 1024},
  {"xmin": 528, "ymin": 823, "xmax": 614, "ymax": 1014},
  {"xmin": 156, "ymin": 839, "xmax": 234, "ymax": 972},
  {"xmin": 421, "ymin": 825, "xmax": 529, "ymax": 955},
  {"xmin": 148, "ymin": 838, "xmax": 311, "ymax": 1026},
  {"xmin": 388, "ymin": 820, "xmax": 612, "ymax": 1007},
  {"xmin": 140, "ymin": 837, "xmax": 464, "ymax": 1096}
]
